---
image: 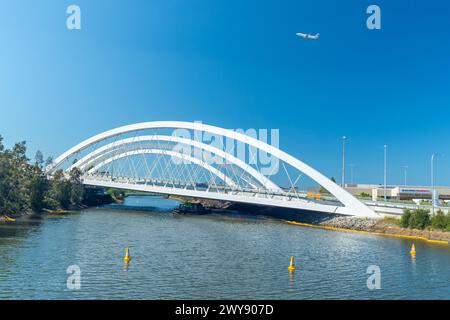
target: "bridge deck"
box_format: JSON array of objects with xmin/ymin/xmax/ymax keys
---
[{"xmin": 82, "ymin": 175, "xmax": 353, "ymax": 215}]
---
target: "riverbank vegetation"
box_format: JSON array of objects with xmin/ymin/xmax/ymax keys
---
[
  {"xmin": 0, "ymin": 135, "xmax": 87, "ymax": 217},
  {"xmin": 400, "ymin": 209, "xmax": 450, "ymax": 231}
]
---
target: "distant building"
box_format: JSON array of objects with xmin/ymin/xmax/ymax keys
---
[{"xmin": 344, "ymin": 184, "xmax": 450, "ymax": 202}]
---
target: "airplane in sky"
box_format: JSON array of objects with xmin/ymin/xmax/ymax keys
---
[{"xmin": 296, "ymin": 32, "xmax": 320, "ymax": 40}]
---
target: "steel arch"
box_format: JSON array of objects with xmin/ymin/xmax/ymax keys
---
[
  {"xmin": 48, "ymin": 121, "xmax": 378, "ymax": 217},
  {"xmin": 87, "ymin": 148, "xmax": 238, "ymax": 188},
  {"xmin": 68, "ymin": 135, "xmax": 279, "ymax": 190}
]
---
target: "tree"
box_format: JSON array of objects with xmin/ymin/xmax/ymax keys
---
[
  {"xmin": 45, "ymin": 156, "xmax": 53, "ymax": 167},
  {"xmin": 28, "ymin": 166, "xmax": 48, "ymax": 212},
  {"xmin": 431, "ymin": 210, "xmax": 448, "ymax": 230},
  {"xmin": 35, "ymin": 150, "xmax": 44, "ymax": 168},
  {"xmin": 11, "ymin": 141, "xmax": 28, "ymax": 162},
  {"xmin": 69, "ymin": 167, "xmax": 84, "ymax": 207},
  {"xmin": 0, "ymin": 138, "xmax": 29, "ymax": 214},
  {"xmin": 50, "ymin": 170, "xmax": 72, "ymax": 209},
  {"xmin": 408, "ymin": 209, "xmax": 431, "ymax": 230},
  {"xmin": 0, "ymin": 135, "xmax": 90, "ymax": 214},
  {"xmin": 400, "ymin": 209, "xmax": 411, "ymax": 228}
]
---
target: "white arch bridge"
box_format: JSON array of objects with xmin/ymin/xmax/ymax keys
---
[{"xmin": 46, "ymin": 121, "xmax": 378, "ymax": 218}]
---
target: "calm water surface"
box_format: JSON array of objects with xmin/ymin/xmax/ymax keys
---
[{"xmin": 0, "ymin": 196, "xmax": 449, "ymax": 299}]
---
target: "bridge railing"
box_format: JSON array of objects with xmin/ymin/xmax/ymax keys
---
[{"xmin": 82, "ymin": 173, "xmax": 345, "ymax": 208}]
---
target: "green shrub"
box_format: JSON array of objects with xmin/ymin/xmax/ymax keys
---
[
  {"xmin": 360, "ymin": 192, "xmax": 371, "ymax": 198},
  {"xmin": 408, "ymin": 209, "xmax": 431, "ymax": 230},
  {"xmin": 431, "ymin": 210, "xmax": 448, "ymax": 230},
  {"xmin": 400, "ymin": 209, "xmax": 412, "ymax": 228},
  {"xmin": 401, "ymin": 209, "xmax": 450, "ymax": 231}
]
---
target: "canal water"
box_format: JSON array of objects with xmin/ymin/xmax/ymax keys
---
[{"xmin": 0, "ymin": 196, "xmax": 449, "ymax": 300}]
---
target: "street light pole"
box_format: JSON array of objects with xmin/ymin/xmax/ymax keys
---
[
  {"xmin": 349, "ymin": 164, "xmax": 355, "ymax": 184},
  {"xmin": 342, "ymin": 136, "xmax": 346, "ymax": 188},
  {"xmin": 401, "ymin": 165, "xmax": 408, "ymax": 186},
  {"xmin": 431, "ymin": 153, "xmax": 435, "ymax": 215},
  {"xmin": 384, "ymin": 144, "xmax": 387, "ymax": 202}
]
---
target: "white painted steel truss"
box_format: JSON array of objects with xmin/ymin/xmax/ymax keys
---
[{"xmin": 47, "ymin": 121, "xmax": 378, "ymax": 217}]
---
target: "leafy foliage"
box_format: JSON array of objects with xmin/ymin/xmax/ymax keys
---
[
  {"xmin": 360, "ymin": 192, "xmax": 371, "ymax": 198},
  {"xmin": 430, "ymin": 210, "xmax": 450, "ymax": 231},
  {"xmin": 0, "ymin": 135, "xmax": 86, "ymax": 215},
  {"xmin": 400, "ymin": 209, "xmax": 412, "ymax": 228},
  {"xmin": 50, "ymin": 170, "xmax": 72, "ymax": 209},
  {"xmin": 407, "ymin": 209, "xmax": 430, "ymax": 230},
  {"xmin": 69, "ymin": 167, "xmax": 84, "ymax": 207},
  {"xmin": 400, "ymin": 208, "xmax": 450, "ymax": 231}
]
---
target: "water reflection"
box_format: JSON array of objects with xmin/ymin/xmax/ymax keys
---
[
  {"xmin": 288, "ymin": 270, "xmax": 296, "ymax": 288},
  {"xmin": 0, "ymin": 196, "xmax": 449, "ymax": 300}
]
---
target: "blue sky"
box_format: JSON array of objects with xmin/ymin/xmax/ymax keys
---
[{"xmin": 0, "ymin": 0, "xmax": 449, "ymax": 186}]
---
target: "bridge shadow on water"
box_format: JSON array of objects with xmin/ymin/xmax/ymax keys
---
[
  {"xmin": 103, "ymin": 203, "xmax": 170, "ymax": 213},
  {"xmin": 225, "ymin": 202, "xmax": 341, "ymax": 224},
  {"xmin": 102, "ymin": 195, "xmax": 341, "ymax": 225},
  {"xmin": 101, "ymin": 195, "xmax": 180, "ymax": 214}
]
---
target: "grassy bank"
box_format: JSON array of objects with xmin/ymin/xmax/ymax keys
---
[
  {"xmin": 285, "ymin": 220, "xmax": 449, "ymax": 244},
  {"xmin": 285, "ymin": 211, "xmax": 450, "ymax": 245}
]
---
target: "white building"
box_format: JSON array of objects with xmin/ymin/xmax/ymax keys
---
[{"xmin": 344, "ymin": 184, "xmax": 450, "ymax": 202}]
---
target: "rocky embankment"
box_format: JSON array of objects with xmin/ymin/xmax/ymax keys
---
[
  {"xmin": 319, "ymin": 216, "xmax": 378, "ymax": 230},
  {"xmin": 318, "ymin": 216, "xmax": 450, "ymax": 243}
]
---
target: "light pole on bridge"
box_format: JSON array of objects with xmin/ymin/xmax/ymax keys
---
[
  {"xmin": 349, "ymin": 164, "xmax": 355, "ymax": 185},
  {"xmin": 431, "ymin": 153, "xmax": 436, "ymax": 216},
  {"xmin": 342, "ymin": 136, "xmax": 346, "ymax": 188},
  {"xmin": 384, "ymin": 144, "xmax": 387, "ymax": 202},
  {"xmin": 401, "ymin": 165, "xmax": 408, "ymax": 187}
]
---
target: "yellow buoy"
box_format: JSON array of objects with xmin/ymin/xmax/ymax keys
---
[
  {"xmin": 410, "ymin": 243, "xmax": 416, "ymax": 256},
  {"xmin": 288, "ymin": 256, "xmax": 296, "ymax": 272},
  {"xmin": 123, "ymin": 247, "xmax": 131, "ymax": 263},
  {"xmin": 4, "ymin": 215, "xmax": 15, "ymax": 222}
]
